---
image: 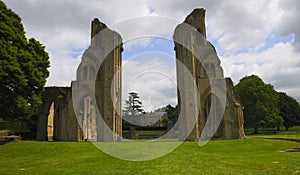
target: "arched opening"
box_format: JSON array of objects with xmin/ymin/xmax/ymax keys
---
[
  {"xmin": 205, "ymin": 63, "xmax": 210, "ymax": 69},
  {"xmin": 38, "ymin": 90, "xmax": 70, "ymax": 142},
  {"xmin": 47, "ymin": 102, "xmax": 54, "ymax": 141},
  {"xmin": 78, "ymin": 96, "xmax": 97, "ymax": 141},
  {"xmin": 46, "ymin": 95, "xmax": 64, "ymax": 141},
  {"xmin": 83, "ymin": 66, "xmax": 88, "ymax": 80},
  {"xmin": 89, "ymin": 66, "xmax": 95, "ymax": 80},
  {"xmin": 211, "ymin": 64, "xmax": 216, "ymax": 77},
  {"xmin": 204, "ymin": 93, "xmax": 223, "ymax": 138}
]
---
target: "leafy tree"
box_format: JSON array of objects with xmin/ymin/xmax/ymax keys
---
[
  {"xmin": 278, "ymin": 92, "xmax": 300, "ymax": 131},
  {"xmin": 161, "ymin": 116, "xmax": 170, "ymax": 128},
  {"xmin": 123, "ymin": 92, "xmax": 145, "ymax": 116},
  {"xmin": 234, "ymin": 75, "xmax": 282, "ymax": 134},
  {"xmin": 165, "ymin": 104, "xmax": 179, "ymax": 125},
  {"xmin": 0, "ymin": 2, "xmax": 50, "ymax": 128}
]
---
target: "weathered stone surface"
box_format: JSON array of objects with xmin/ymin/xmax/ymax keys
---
[
  {"xmin": 37, "ymin": 19, "xmax": 123, "ymax": 142},
  {"xmin": 72, "ymin": 18, "xmax": 123, "ymax": 142},
  {"xmin": 36, "ymin": 87, "xmax": 78, "ymax": 141},
  {"xmin": 174, "ymin": 8, "xmax": 245, "ymax": 140},
  {"xmin": 37, "ymin": 9, "xmax": 244, "ymax": 142}
]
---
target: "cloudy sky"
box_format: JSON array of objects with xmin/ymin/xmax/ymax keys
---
[{"xmin": 3, "ymin": 0, "xmax": 300, "ymax": 111}]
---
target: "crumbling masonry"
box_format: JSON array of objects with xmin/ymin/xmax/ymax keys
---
[{"xmin": 36, "ymin": 8, "xmax": 245, "ymax": 141}]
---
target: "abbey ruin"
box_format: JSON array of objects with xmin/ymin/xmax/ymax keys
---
[{"xmin": 36, "ymin": 8, "xmax": 245, "ymax": 142}]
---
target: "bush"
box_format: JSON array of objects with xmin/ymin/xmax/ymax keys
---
[{"xmin": 0, "ymin": 119, "xmax": 9, "ymax": 131}]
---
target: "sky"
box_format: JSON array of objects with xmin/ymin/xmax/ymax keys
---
[{"xmin": 3, "ymin": 0, "xmax": 300, "ymax": 111}]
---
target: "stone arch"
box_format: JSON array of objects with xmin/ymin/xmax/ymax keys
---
[
  {"xmin": 77, "ymin": 95, "xmax": 97, "ymax": 141},
  {"xmin": 76, "ymin": 50, "xmax": 99, "ymax": 81},
  {"xmin": 72, "ymin": 86, "xmax": 97, "ymax": 141},
  {"xmin": 205, "ymin": 63, "xmax": 210, "ymax": 69},
  {"xmin": 89, "ymin": 66, "xmax": 96, "ymax": 80},
  {"xmin": 196, "ymin": 61, "xmax": 207, "ymax": 79},
  {"xmin": 210, "ymin": 63, "xmax": 216, "ymax": 77},
  {"xmin": 71, "ymin": 19, "xmax": 123, "ymax": 142},
  {"xmin": 36, "ymin": 87, "xmax": 70, "ymax": 141},
  {"xmin": 83, "ymin": 66, "xmax": 88, "ymax": 80},
  {"xmin": 203, "ymin": 93, "xmax": 224, "ymax": 137},
  {"xmin": 199, "ymin": 86, "xmax": 228, "ymax": 138},
  {"xmin": 38, "ymin": 8, "xmax": 245, "ymax": 142}
]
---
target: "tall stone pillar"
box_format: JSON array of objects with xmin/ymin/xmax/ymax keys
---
[
  {"xmin": 174, "ymin": 9, "xmax": 208, "ymax": 141},
  {"xmin": 174, "ymin": 8, "xmax": 245, "ymax": 140},
  {"xmin": 72, "ymin": 19, "xmax": 123, "ymax": 142}
]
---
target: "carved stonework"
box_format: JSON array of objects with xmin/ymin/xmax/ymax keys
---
[
  {"xmin": 37, "ymin": 9, "xmax": 245, "ymax": 142},
  {"xmin": 73, "ymin": 18, "xmax": 123, "ymax": 142},
  {"xmin": 37, "ymin": 19, "xmax": 123, "ymax": 142},
  {"xmin": 174, "ymin": 8, "xmax": 245, "ymax": 140}
]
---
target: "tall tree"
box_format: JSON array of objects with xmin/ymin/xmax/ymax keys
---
[
  {"xmin": 234, "ymin": 75, "xmax": 282, "ymax": 134},
  {"xmin": 278, "ymin": 92, "xmax": 300, "ymax": 131},
  {"xmin": 123, "ymin": 92, "xmax": 145, "ymax": 116},
  {"xmin": 0, "ymin": 2, "xmax": 50, "ymax": 126}
]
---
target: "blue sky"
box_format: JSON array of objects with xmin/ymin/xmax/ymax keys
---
[
  {"xmin": 3, "ymin": 0, "xmax": 300, "ymax": 110},
  {"xmin": 122, "ymin": 38, "xmax": 177, "ymax": 111},
  {"xmin": 123, "ymin": 38, "xmax": 174, "ymax": 61}
]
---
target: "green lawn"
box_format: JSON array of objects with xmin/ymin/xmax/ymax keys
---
[
  {"xmin": 0, "ymin": 134, "xmax": 299, "ymax": 175},
  {"xmin": 245, "ymin": 126, "xmax": 300, "ymax": 139},
  {"xmin": 135, "ymin": 130, "xmax": 165, "ymax": 135}
]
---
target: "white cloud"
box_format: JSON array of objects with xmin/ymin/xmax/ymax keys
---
[
  {"xmin": 277, "ymin": 0, "xmax": 300, "ymax": 50},
  {"xmin": 124, "ymin": 38, "xmax": 153, "ymax": 51},
  {"xmin": 2, "ymin": 0, "xmax": 300, "ymax": 102},
  {"xmin": 204, "ymin": 0, "xmax": 281, "ymax": 53},
  {"xmin": 3, "ymin": 0, "xmax": 152, "ymax": 86},
  {"xmin": 221, "ymin": 42, "xmax": 300, "ymax": 100},
  {"xmin": 122, "ymin": 52, "xmax": 177, "ymax": 112},
  {"xmin": 46, "ymin": 51, "xmax": 82, "ymax": 86}
]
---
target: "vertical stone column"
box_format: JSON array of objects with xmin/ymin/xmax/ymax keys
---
[
  {"xmin": 174, "ymin": 9, "xmax": 207, "ymax": 141},
  {"xmin": 236, "ymin": 103, "xmax": 246, "ymax": 139},
  {"xmin": 90, "ymin": 19, "xmax": 123, "ymax": 142},
  {"xmin": 174, "ymin": 8, "xmax": 245, "ymax": 140}
]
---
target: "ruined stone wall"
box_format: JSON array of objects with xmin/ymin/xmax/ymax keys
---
[
  {"xmin": 37, "ymin": 9, "xmax": 244, "ymax": 142},
  {"xmin": 93, "ymin": 19, "xmax": 122, "ymax": 142},
  {"xmin": 36, "ymin": 87, "xmax": 78, "ymax": 141},
  {"xmin": 38, "ymin": 19, "xmax": 122, "ymax": 142},
  {"xmin": 73, "ymin": 19, "xmax": 123, "ymax": 142},
  {"xmin": 174, "ymin": 8, "xmax": 245, "ymax": 140}
]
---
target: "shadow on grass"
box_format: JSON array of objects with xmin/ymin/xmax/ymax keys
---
[
  {"xmin": 266, "ymin": 138, "xmax": 300, "ymax": 143},
  {"xmin": 245, "ymin": 126, "xmax": 300, "ymax": 136},
  {"xmin": 0, "ymin": 141, "xmax": 10, "ymax": 146}
]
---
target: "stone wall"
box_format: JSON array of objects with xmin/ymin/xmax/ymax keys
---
[
  {"xmin": 174, "ymin": 8, "xmax": 245, "ymax": 140},
  {"xmin": 72, "ymin": 18, "xmax": 123, "ymax": 142},
  {"xmin": 37, "ymin": 19, "xmax": 123, "ymax": 142},
  {"xmin": 36, "ymin": 87, "xmax": 78, "ymax": 141},
  {"xmin": 37, "ymin": 9, "xmax": 244, "ymax": 142}
]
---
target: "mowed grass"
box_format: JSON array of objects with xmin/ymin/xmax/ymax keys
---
[
  {"xmin": 135, "ymin": 130, "xmax": 165, "ymax": 135},
  {"xmin": 0, "ymin": 135, "xmax": 299, "ymax": 175},
  {"xmin": 245, "ymin": 126, "xmax": 300, "ymax": 140}
]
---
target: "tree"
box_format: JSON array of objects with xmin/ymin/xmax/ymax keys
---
[
  {"xmin": 278, "ymin": 92, "xmax": 300, "ymax": 131},
  {"xmin": 165, "ymin": 104, "xmax": 179, "ymax": 125},
  {"xmin": 234, "ymin": 75, "xmax": 282, "ymax": 134},
  {"xmin": 123, "ymin": 92, "xmax": 145, "ymax": 116},
  {"xmin": 0, "ymin": 2, "xmax": 50, "ymax": 128}
]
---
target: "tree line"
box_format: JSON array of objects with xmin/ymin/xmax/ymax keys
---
[
  {"xmin": 235, "ymin": 75, "xmax": 300, "ymax": 133},
  {"xmin": 123, "ymin": 74, "xmax": 300, "ymax": 134}
]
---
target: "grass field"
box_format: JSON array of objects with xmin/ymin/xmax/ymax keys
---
[{"xmin": 0, "ymin": 128, "xmax": 299, "ymax": 174}]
